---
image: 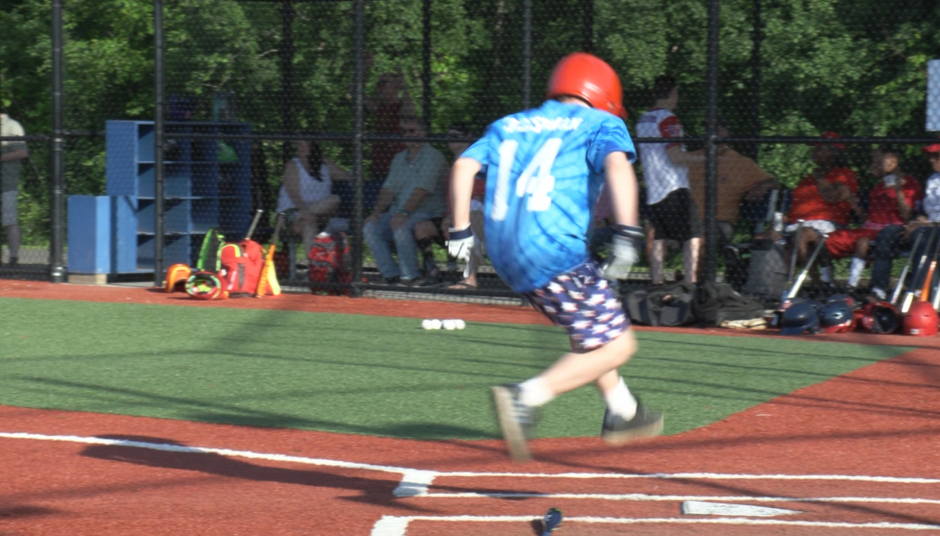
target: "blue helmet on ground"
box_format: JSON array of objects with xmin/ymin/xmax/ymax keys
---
[
  {"xmin": 819, "ymin": 301, "xmax": 854, "ymax": 334},
  {"xmin": 780, "ymin": 301, "xmax": 822, "ymax": 335}
]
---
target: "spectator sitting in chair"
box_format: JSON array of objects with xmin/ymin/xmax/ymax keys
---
[
  {"xmin": 687, "ymin": 117, "xmax": 778, "ymax": 248},
  {"xmin": 760, "ymin": 132, "xmax": 859, "ymax": 287},
  {"xmin": 364, "ymin": 116, "xmax": 448, "ymax": 286},
  {"xmin": 276, "ymin": 140, "xmax": 350, "ymax": 255},
  {"xmin": 869, "ymin": 142, "xmax": 940, "ymax": 300},
  {"xmin": 414, "ymin": 122, "xmax": 486, "ymax": 288},
  {"xmin": 825, "ymin": 145, "xmax": 922, "ymax": 295}
]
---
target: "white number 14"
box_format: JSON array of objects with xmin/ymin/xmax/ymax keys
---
[{"xmin": 491, "ymin": 138, "xmax": 562, "ymax": 221}]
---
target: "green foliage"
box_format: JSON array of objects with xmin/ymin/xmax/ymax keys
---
[{"xmin": 2, "ymin": 0, "xmax": 940, "ymax": 246}]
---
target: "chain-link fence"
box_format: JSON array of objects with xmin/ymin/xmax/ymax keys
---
[{"xmin": 2, "ymin": 0, "xmax": 940, "ymax": 308}]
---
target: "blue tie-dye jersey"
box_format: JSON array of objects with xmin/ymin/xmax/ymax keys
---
[{"xmin": 461, "ymin": 100, "xmax": 636, "ymax": 293}]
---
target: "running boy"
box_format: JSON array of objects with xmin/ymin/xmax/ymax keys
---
[{"xmin": 447, "ymin": 53, "xmax": 663, "ymax": 461}]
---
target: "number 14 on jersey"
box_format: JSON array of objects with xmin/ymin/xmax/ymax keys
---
[{"xmin": 492, "ymin": 138, "xmax": 562, "ymax": 221}]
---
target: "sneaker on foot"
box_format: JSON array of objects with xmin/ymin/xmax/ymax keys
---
[
  {"xmin": 600, "ymin": 400, "xmax": 663, "ymax": 445},
  {"xmin": 491, "ymin": 384, "xmax": 538, "ymax": 461}
]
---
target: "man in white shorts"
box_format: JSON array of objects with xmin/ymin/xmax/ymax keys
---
[
  {"xmin": 1, "ymin": 113, "xmax": 29, "ymax": 266},
  {"xmin": 636, "ymin": 76, "xmax": 706, "ymax": 285}
]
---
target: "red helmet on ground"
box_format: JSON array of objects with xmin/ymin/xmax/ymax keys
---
[
  {"xmin": 902, "ymin": 302, "xmax": 939, "ymax": 336},
  {"xmin": 858, "ymin": 302, "xmax": 901, "ymax": 334},
  {"xmin": 547, "ymin": 53, "xmax": 626, "ymax": 120}
]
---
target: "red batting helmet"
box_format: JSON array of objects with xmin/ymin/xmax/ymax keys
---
[
  {"xmin": 902, "ymin": 301, "xmax": 939, "ymax": 336},
  {"xmin": 547, "ymin": 53, "xmax": 626, "ymax": 120},
  {"xmin": 857, "ymin": 302, "xmax": 901, "ymax": 334}
]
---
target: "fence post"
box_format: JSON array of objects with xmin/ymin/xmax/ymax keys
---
[
  {"xmin": 350, "ymin": 0, "xmax": 365, "ymax": 297},
  {"xmin": 582, "ymin": 0, "xmax": 594, "ymax": 53},
  {"xmin": 750, "ymin": 0, "xmax": 762, "ymax": 157},
  {"xmin": 422, "ymin": 0, "xmax": 432, "ymax": 130},
  {"xmin": 522, "ymin": 0, "xmax": 532, "ymax": 109},
  {"xmin": 50, "ymin": 0, "xmax": 66, "ymax": 283},
  {"xmin": 154, "ymin": 0, "xmax": 165, "ymax": 285},
  {"xmin": 279, "ymin": 0, "xmax": 295, "ymax": 163},
  {"xmin": 704, "ymin": 0, "xmax": 720, "ymax": 283}
]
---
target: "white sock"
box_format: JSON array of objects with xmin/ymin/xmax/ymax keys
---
[
  {"xmin": 820, "ymin": 266, "xmax": 832, "ymax": 283},
  {"xmin": 848, "ymin": 257, "xmax": 866, "ymax": 288},
  {"xmin": 519, "ymin": 377, "xmax": 555, "ymax": 408},
  {"xmin": 604, "ymin": 377, "xmax": 637, "ymax": 420},
  {"xmin": 871, "ymin": 287, "xmax": 886, "ymax": 300}
]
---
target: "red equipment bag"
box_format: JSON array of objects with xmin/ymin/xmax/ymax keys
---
[
  {"xmin": 220, "ymin": 239, "xmax": 264, "ymax": 295},
  {"xmin": 308, "ymin": 232, "xmax": 350, "ymax": 295}
]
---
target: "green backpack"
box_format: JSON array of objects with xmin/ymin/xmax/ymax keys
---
[{"xmin": 197, "ymin": 228, "xmax": 226, "ymax": 272}]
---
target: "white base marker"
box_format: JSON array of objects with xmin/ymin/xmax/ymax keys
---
[
  {"xmin": 370, "ymin": 515, "xmax": 411, "ymax": 536},
  {"xmin": 393, "ymin": 470, "xmax": 437, "ymax": 497},
  {"xmin": 681, "ymin": 500, "xmax": 802, "ymax": 517}
]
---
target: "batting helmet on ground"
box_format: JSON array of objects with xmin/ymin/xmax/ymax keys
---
[
  {"xmin": 185, "ymin": 271, "xmax": 227, "ymax": 300},
  {"xmin": 547, "ymin": 53, "xmax": 626, "ymax": 119},
  {"xmin": 902, "ymin": 301, "xmax": 939, "ymax": 337},
  {"xmin": 780, "ymin": 302, "xmax": 821, "ymax": 335},
  {"xmin": 164, "ymin": 264, "xmax": 191, "ymax": 293},
  {"xmin": 858, "ymin": 302, "xmax": 901, "ymax": 334},
  {"xmin": 818, "ymin": 301, "xmax": 854, "ymax": 334}
]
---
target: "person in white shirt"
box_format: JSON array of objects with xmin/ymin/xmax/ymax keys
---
[
  {"xmin": 276, "ymin": 140, "xmax": 349, "ymax": 254},
  {"xmin": 1, "ymin": 113, "xmax": 28, "ymax": 266},
  {"xmin": 636, "ymin": 76, "xmax": 706, "ymax": 285},
  {"xmin": 893, "ymin": 142, "xmax": 940, "ymax": 299}
]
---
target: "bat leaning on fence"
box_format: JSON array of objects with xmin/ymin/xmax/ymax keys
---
[
  {"xmin": 901, "ymin": 223, "xmax": 939, "ymax": 313},
  {"xmin": 255, "ymin": 212, "xmax": 285, "ymax": 298},
  {"xmin": 771, "ymin": 233, "xmax": 828, "ymax": 327},
  {"xmin": 890, "ymin": 230, "xmax": 924, "ymax": 305}
]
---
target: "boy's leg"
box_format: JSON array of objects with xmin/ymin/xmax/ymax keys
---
[
  {"xmin": 683, "ymin": 237, "xmax": 701, "ymax": 284},
  {"xmin": 492, "ymin": 263, "xmax": 662, "ymax": 461}
]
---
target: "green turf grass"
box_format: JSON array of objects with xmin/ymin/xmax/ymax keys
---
[{"xmin": 0, "ymin": 297, "xmax": 912, "ymax": 440}]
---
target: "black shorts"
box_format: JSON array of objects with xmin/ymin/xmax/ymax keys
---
[{"xmin": 647, "ymin": 188, "xmax": 703, "ymax": 243}]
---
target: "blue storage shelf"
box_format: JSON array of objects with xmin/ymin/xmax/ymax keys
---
[{"xmin": 106, "ymin": 120, "xmax": 252, "ymax": 272}]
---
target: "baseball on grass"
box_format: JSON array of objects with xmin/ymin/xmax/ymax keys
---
[
  {"xmin": 455, "ymin": 319, "xmax": 466, "ymax": 330},
  {"xmin": 442, "ymin": 319, "xmax": 457, "ymax": 330},
  {"xmin": 422, "ymin": 319, "xmax": 443, "ymax": 330}
]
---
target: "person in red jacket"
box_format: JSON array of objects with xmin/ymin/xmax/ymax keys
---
[
  {"xmin": 787, "ymin": 132, "xmax": 860, "ymax": 285},
  {"xmin": 829, "ymin": 145, "xmax": 922, "ymax": 293}
]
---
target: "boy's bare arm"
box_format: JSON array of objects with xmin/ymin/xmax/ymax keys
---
[
  {"xmin": 603, "ymin": 152, "xmax": 639, "ymax": 227},
  {"xmin": 450, "ymin": 157, "xmax": 482, "ymax": 230},
  {"xmin": 448, "ymin": 157, "xmax": 483, "ymax": 261}
]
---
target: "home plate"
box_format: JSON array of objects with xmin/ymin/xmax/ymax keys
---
[{"xmin": 681, "ymin": 500, "xmax": 802, "ymax": 517}]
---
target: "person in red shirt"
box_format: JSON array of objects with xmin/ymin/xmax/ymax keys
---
[
  {"xmin": 787, "ymin": 132, "xmax": 861, "ymax": 285},
  {"xmin": 839, "ymin": 145, "xmax": 923, "ymax": 295}
]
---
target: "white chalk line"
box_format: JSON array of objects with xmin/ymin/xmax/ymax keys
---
[
  {"xmin": 369, "ymin": 515, "xmax": 940, "ymax": 535},
  {"xmin": 4, "ymin": 431, "xmax": 940, "ymax": 501},
  {"xmin": 421, "ymin": 491, "xmax": 940, "ymax": 504}
]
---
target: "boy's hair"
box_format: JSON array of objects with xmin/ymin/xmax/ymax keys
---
[{"xmin": 652, "ymin": 75, "xmax": 677, "ymax": 101}]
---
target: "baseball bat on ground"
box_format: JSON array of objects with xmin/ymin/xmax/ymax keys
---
[{"xmin": 890, "ymin": 230, "xmax": 924, "ymax": 305}]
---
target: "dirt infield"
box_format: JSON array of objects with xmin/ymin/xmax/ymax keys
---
[{"xmin": 2, "ymin": 281, "xmax": 940, "ymax": 534}]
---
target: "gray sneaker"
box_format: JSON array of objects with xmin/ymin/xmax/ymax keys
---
[
  {"xmin": 601, "ymin": 400, "xmax": 663, "ymax": 444},
  {"xmin": 491, "ymin": 384, "xmax": 538, "ymax": 461}
]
